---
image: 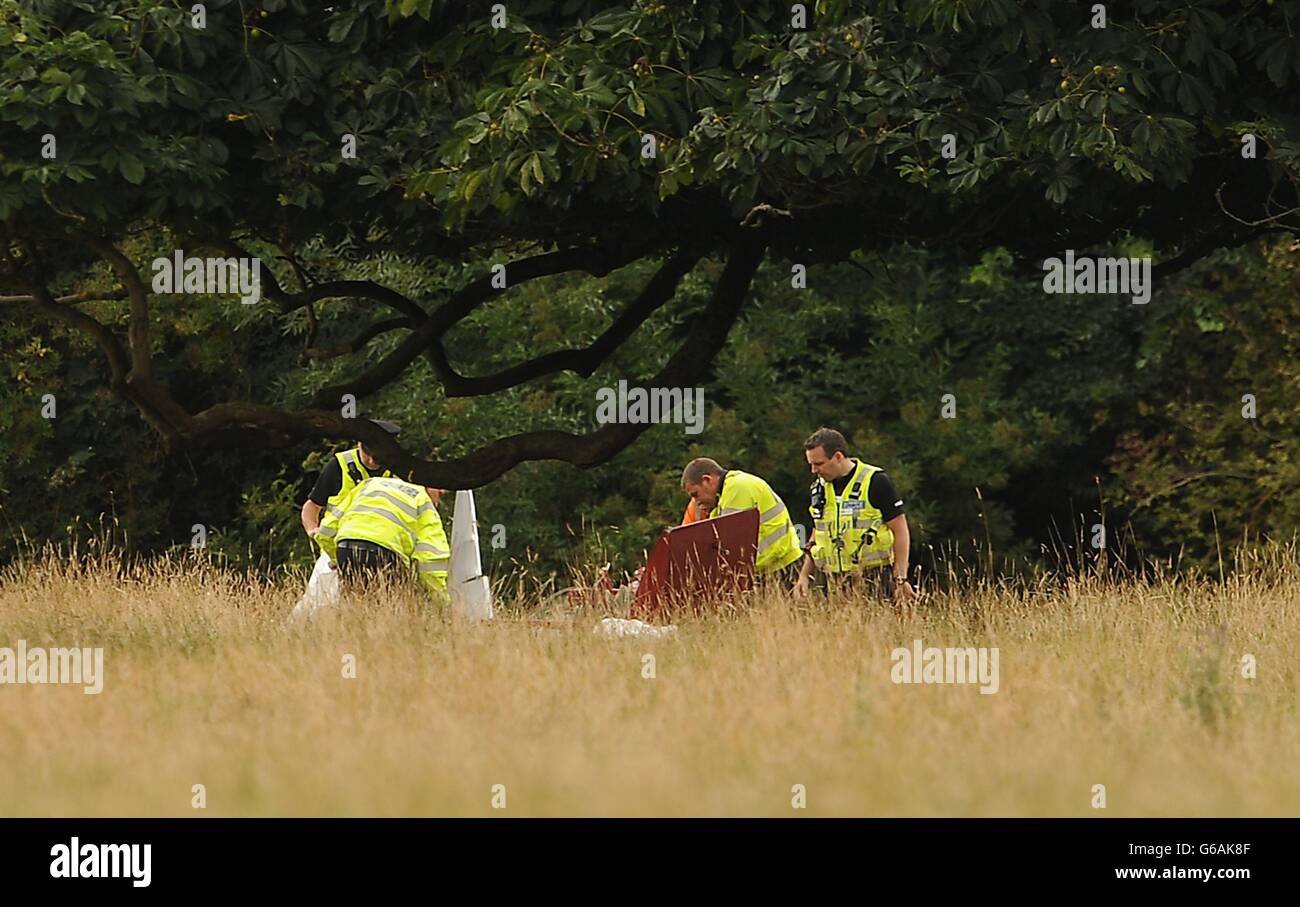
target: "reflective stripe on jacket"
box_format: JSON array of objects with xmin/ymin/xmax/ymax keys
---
[
  {"xmin": 317, "ymin": 476, "xmax": 450, "ymax": 597},
  {"xmin": 705, "ymin": 470, "xmax": 803, "ymax": 574},
  {"xmin": 809, "ymin": 460, "xmax": 894, "ymax": 574}
]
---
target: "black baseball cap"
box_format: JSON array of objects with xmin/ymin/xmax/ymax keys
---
[{"xmin": 368, "ymin": 419, "xmax": 401, "ymax": 436}]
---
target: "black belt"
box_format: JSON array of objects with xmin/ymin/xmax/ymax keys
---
[{"xmin": 337, "ymin": 538, "xmax": 395, "ymax": 554}]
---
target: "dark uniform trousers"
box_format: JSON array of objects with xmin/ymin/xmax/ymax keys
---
[
  {"xmin": 335, "ymin": 538, "xmax": 406, "ymax": 594},
  {"xmin": 819, "ymin": 564, "xmax": 896, "ymax": 600}
]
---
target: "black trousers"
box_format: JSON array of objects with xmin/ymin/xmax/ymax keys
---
[
  {"xmin": 761, "ymin": 558, "xmax": 806, "ymax": 590},
  {"xmin": 820, "ymin": 564, "xmax": 895, "ymax": 599},
  {"xmin": 335, "ymin": 539, "xmax": 405, "ymax": 592}
]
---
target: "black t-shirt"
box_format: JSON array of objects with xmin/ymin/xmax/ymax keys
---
[
  {"xmin": 308, "ymin": 458, "xmax": 346, "ymax": 506},
  {"xmin": 828, "ymin": 462, "xmax": 905, "ymax": 522},
  {"xmin": 308, "ymin": 454, "xmax": 387, "ymax": 506}
]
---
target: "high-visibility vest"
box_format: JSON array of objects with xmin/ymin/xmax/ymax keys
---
[
  {"xmin": 702, "ymin": 470, "xmax": 803, "ymax": 574},
  {"xmin": 316, "ymin": 476, "xmax": 450, "ymax": 597},
  {"xmin": 325, "ymin": 448, "xmax": 393, "ymax": 517},
  {"xmin": 809, "ymin": 460, "xmax": 894, "ymax": 574}
]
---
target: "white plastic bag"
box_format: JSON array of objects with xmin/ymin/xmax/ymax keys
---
[{"xmin": 291, "ymin": 551, "xmax": 340, "ymax": 619}]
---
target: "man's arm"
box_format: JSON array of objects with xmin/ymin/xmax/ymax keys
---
[
  {"xmin": 301, "ymin": 500, "xmax": 324, "ymax": 537},
  {"xmin": 887, "ymin": 513, "xmax": 910, "ymax": 577},
  {"xmin": 314, "ymin": 481, "xmax": 357, "ymax": 565},
  {"xmin": 302, "ymin": 458, "xmax": 343, "ymax": 538},
  {"xmin": 413, "ymin": 497, "xmax": 451, "ymax": 602},
  {"xmin": 868, "ymin": 471, "xmax": 915, "ymax": 602},
  {"xmin": 886, "ymin": 513, "xmax": 916, "ymax": 601}
]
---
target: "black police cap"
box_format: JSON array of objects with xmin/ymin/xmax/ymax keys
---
[{"xmin": 368, "ymin": 419, "xmax": 401, "ymax": 436}]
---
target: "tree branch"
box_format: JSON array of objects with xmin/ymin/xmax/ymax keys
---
[
  {"xmin": 197, "ymin": 239, "xmax": 430, "ymax": 322},
  {"xmin": 288, "ymin": 278, "xmax": 428, "ymax": 322},
  {"xmin": 81, "ymin": 236, "xmax": 155, "ymax": 381},
  {"xmin": 0, "ymin": 235, "xmax": 196, "ymax": 438},
  {"xmin": 303, "ymin": 316, "xmax": 413, "ymax": 360},
  {"xmin": 428, "ymin": 247, "xmax": 704, "ymax": 397},
  {"xmin": 0, "ymin": 288, "xmax": 127, "ymax": 305},
  {"xmin": 1151, "ymin": 229, "xmax": 1273, "ymax": 281},
  {"xmin": 308, "ymin": 239, "xmax": 665, "ymax": 408},
  {"xmin": 2, "ymin": 278, "xmax": 131, "ymax": 389},
  {"xmin": 179, "ymin": 232, "xmax": 767, "ymax": 486}
]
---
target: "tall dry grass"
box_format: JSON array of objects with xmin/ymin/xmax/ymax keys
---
[{"xmin": 0, "ymin": 546, "xmax": 1297, "ymax": 817}]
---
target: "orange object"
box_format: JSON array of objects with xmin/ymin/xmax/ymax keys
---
[{"xmin": 681, "ymin": 500, "xmax": 705, "ymax": 524}]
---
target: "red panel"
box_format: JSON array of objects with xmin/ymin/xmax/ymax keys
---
[{"xmin": 631, "ymin": 509, "xmax": 759, "ymax": 620}]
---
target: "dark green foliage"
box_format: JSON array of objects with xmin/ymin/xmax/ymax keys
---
[{"xmin": 2, "ymin": 1, "xmax": 1298, "ymax": 578}]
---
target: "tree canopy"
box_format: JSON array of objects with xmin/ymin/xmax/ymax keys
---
[{"xmin": 4, "ymin": 0, "xmax": 1298, "ymax": 487}]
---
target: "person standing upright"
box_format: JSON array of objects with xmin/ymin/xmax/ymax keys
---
[{"xmin": 794, "ymin": 427, "xmax": 916, "ymax": 607}]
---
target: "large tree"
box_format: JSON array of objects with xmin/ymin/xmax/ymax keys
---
[{"xmin": 2, "ymin": 0, "xmax": 1298, "ymax": 486}]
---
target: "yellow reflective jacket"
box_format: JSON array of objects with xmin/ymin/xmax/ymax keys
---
[
  {"xmin": 316, "ymin": 476, "xmax": 450, "ymax": 598},
  {"xmin": 325, "ymin": 448, "xmax": 393, "ymax": 515},
  {"xmin": 809, "ymin": 460, "xmax": 894, "ymax": 574},
  {"xmin": 703, "ymin": 470, "xmax": 803, "ymax": 574}
]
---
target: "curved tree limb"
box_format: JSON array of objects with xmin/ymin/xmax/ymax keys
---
[
  {"xmin": 196, "ymin": 238, "xmax": 430, "ymax": 322},
  {"xmin": 304, "ymin": 316, "xmax": 413, "ymax": 360},
  {"xmin": 284, "ymin": 278, "xmax": 428, "ymax": 322},
  {"xmin": 10, "ymin": 284, "xmax": 131, "ymax": 389},
  {"xmin": 180, "ymin": 231, "xmax": 768, "ymax": 486},
  {"xmin": 427, "ymin": 247, "xmax": 704, "ymax": 397},
  {"xmin": 81, "ymin": 235, "xmax": 155, "ymax": 382},
  {"xmin": 7, "ymin": 226, "xmax": 758, "ymax": 485},
  {"xmin": 77, "ymin": 236, "xmax": 192, "ymax": 432},
  {"xmin": 0, "ymin": 239, "xmax": 191, "ymax": 437},
  {"xmin": 308, "ymin": 238, "xmax": 667, "ymax": 407}
]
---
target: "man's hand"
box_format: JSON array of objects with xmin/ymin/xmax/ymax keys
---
[
  {"xmin": 307, "ymin": 526, "xmax": 320, "ymax": 539},
  {"xmin": 793, "ymin": 554, "xmax": 815, "ymax": 598},
  {"xmin": 428, "ymin": 488, "xmax": 447, "ymax": 506},
  {"xmin": 893, "ymin": 572, "xmax": 917, "ymax": 618}
]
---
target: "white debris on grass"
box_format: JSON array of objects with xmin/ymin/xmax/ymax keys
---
[{"xmin": 593, "ymin": 617, "xmax": 678, "ymax": 639}]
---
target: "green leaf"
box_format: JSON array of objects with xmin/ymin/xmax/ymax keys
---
[
  {"xmin": 463, "ymin": 168, "xmax": 488, "ymax": 202},
  {"xmin": 118, "ymin": 153, "xmax": 145, "ymax": 185}
]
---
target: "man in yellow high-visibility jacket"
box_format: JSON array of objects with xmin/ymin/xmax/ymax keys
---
[
  {"xmin": 680, "ymin": 458, "xmax": 803, "ymax": 583},
  {"xmin": 312, "ymin": 476, "xmax": 450, "ymax": 601},
  {"xmin": 794, "ymin": 427, "xmax": 916, "ymax": 605},
  {"xmin": 299, "ymin": 419, "xmax": 402, "ymax": 539}
]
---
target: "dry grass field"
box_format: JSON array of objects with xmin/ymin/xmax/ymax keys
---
[{"xmin": 1, "ymin": 548, "xmax": 1297, "ymax": 817}]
